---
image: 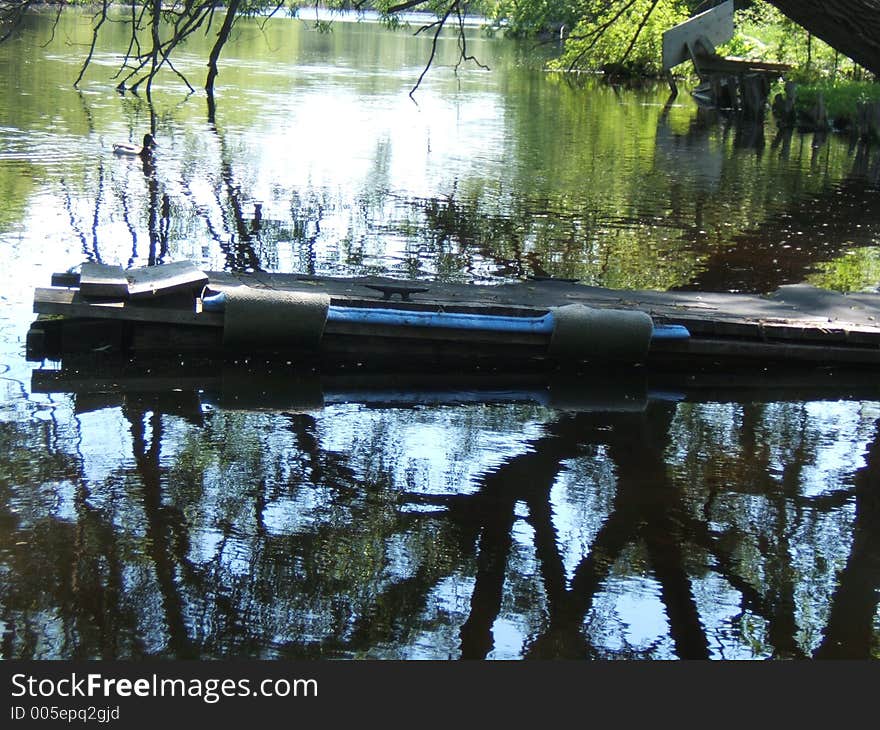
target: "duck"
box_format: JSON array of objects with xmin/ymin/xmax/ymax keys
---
[{"xmin": 113, "ymin": 133, "xmax": 156, "ymax": 157}]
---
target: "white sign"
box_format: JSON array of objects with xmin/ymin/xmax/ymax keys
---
[{"xmin": 662, "ymin": 1, "xmax": 735, "ymax": 70}]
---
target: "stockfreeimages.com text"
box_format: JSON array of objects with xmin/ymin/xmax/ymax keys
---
[{"xmin": 10, "ymin": 673, "xmax": 317, "ymax": 705}]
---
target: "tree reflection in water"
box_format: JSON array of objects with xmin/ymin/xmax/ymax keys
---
[{"xmin": 2, "ymin": 375, "xmax": 877, "ymax": 659}]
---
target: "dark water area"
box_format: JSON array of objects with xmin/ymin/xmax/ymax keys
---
[{"xmin": 0, "ymin": 11, "xmax": 879, "ymax": 660}]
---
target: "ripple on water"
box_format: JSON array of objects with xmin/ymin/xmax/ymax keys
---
[{"xmin": 0, "ymin": 127, "xmax": 84, "ymax": 169}]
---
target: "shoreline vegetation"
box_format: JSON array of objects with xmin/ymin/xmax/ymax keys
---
[
  {"xmin": 11, "ymin": 1, "xmax": 880, "ymax": 139},
  {"xmin": 244, "ymin": 0, "xmax": 878, "ymax": 143},
  {"xmin": 526, "ymin": 0, "xmax": 880, "ymax": 141},
  {"xmin": 722, "ymin": 4, "xmax": 880, "ymax": 139}
]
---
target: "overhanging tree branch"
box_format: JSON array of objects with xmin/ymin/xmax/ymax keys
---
[
  {"xmin": 4, "ymin": 0, "xmax": 486, "ymax": 98},
  {"xmin": 74, "ymin": 0, "xmax": 111, "ymax": 88},
  {"xmin": 453, "ymin": 2, "xmax": 489, "ymax": 75},
  {"xmin": 564, "ymin": 0, "xmax": 640, "ymax": 73},
  {"xmin": 410, "ymin": 5, "xmax": 455, "ymax": 100},
  {"xmin": 619, "ymin": 0, "xmax": 660, "ymax": 65},
  {"xmin": 3, "ymin": 0, "xmax": 880, "ymax": 94},
  {"xmin": 408, "ymin": 1, "xmax": 490, "ymax": 98}
]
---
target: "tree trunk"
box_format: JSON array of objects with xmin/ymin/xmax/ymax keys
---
[
  {"xmin": 768, "ymin": 0, "xmax": 880, "ymax": 76},
  {"xmin": 206, "ymin": 0, "xmax": 240, "ymax": 97}
]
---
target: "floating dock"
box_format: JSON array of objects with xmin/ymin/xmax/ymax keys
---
[{"xmin": 26, "ymin": 260, "xmax": 880, "ymax": 373}]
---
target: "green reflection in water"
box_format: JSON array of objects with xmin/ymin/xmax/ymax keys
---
[{"xmin": 1, "ymin": 10, "xmax": 878, "ymax": 290}]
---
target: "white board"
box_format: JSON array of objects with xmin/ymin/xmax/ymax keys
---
[{"xmin": 662, "ymin": 0, "xmax": 735, "ymax": 71}]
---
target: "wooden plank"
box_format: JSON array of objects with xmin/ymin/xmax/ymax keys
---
[
  {"xmin": 52, "ymin": 262, "xmax": 211, "ymax": 300},
  {"xmin": 85, "ymin": 321, "xmax": 880, "ymax": 368},
  {"xmin": 71, "ymin": 392, "xmax": 125, "ymax": 415},
  {"xmin": 662, "ymin": 0, "xmax": 734, "ymax": 70},
  {"xmin": 650, "ymin": 337, "xmax": 880, "ymax": 366},
  {"xmin": 700, "ymin": 57, "xmax": 791, "ymax": 74},
  {"xmin": 130, "ymin": 324, "xmax": 222, "ymax": 352},
  {"xmin": 51, "ymin": 272, "xmax": 81, "ymax": 288},
  {"xmin": 25, "ymin": 325, "xmax": 46, "ymax": 362},
  {"xmin": 649, "ymin": 370, "xmax": 880, "ymax": 402},
  {"xmin": 655, "ymin": 313, "xmax": 880, "ymax": 346},
  {"xmin": 126, "ymin": 260, "xmax": 209, "ymax": 300},
  {"xmin": 33, "ymin": 287, "xmax": 223, "ymax": 327},
  {"xmin": 31, "ymin": 365, "xmax": 880, "ymax": 404},
  {"xmin": 80, "ymin": 262, "xmax": 129, "ymax": 299},
  {"xmin": 60, "ymin": 319, "xmax": 124, "ymax": 355},
  {"xmin": 124, "ymin": 326, "xmax": 552, "ymax": 370},
  {"xmin": 32, "ymin": 371, "xmax": 222, "ymax": 394},
  {"xmin": 137, "ymin": 291, "xmax": 201, "ymax": 311},
  {"xmin": 318, "ymin": 334, "xmax": 548, "ymax": 370}
]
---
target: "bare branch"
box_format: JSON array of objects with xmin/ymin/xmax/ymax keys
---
[
  {"xmin": 454, "ymin": 3, "xmax": 489, "ymax": 75},
  {"xmin": 74, "ymin": 0, "xmax": 111, "ymax": 88},
  {"xmin": 566, "ymin": 0, "xmax": 640, "ymax": 73},
  {"xmin": 385, "ymin": 0, "xmax": 430, "ymax": 14},
  {"xmin": 39, "ymin": 3, "xmax": 64, "ymax": 48},
  {"xmin": 619, "ymin": 0, "xmax": 660, "ymax": 65},
  {"xmin": 409, "ymin": 2, "xmax": 456, "ymax": 100},
  {"xmin": 258, "ymin": 0, "xmax": 287, "ymax": 32},
  {"xmin": 161, "ymin": 52, "xmax": 196, "ymax": 93}
]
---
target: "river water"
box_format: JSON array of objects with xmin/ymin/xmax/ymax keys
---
[{"xmin": 0, "ymin": 10, "xmax": 878, "ymax": 660}]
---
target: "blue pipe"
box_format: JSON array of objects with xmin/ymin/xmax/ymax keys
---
[
  {"xmin": 329, "ymin": 305, "xmax": 555, "ymax": 333},
  {"xmin": 202, "ymin": 292, "xmax": 690, "ymax": 340},
  {"xmin": 648, "ymin": 324, "xmax": 691, "ymax": 340}
]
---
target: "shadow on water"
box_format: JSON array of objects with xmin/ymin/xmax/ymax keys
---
[
  {"xmin": 654, "ymin": 100, "xmax": 880, "ymax": 294},
  {"xmin": 676, "ymin": 135, "xmax": 880, "ymax": 293}
]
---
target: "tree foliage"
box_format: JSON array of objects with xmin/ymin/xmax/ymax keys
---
[
  {"xmin": 0, "ymin": 0, "xmax": 877, "ymax": 96},
  {"xmin": 487, "ymin": 0, "xmax": 585, "ymax": 38},
  {"xmin": 0, "ymin": 0, "xmax": 493, "ymax": 98},
  {"xmin": 552, "ymin": 0, "xmax": 690, "ymax": 76},
  {"xmin": 511, "ymin": 0, "xmax": 879, "ymax": 80}
]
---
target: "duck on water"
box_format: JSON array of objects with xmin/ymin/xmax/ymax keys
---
[{"xmin": 112, "ymin": 133, "xmax": 156, "ymax": 157}]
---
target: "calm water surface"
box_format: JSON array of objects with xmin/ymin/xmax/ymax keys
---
[{"xmin": 0, "ymin": 11, "xmax": 879, "ymax": 659}]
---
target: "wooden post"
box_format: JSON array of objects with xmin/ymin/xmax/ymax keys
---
[
  {"xmin": 727, "ymin": 75, "xmax": 740, "ymax": 111},
  {"xmin": 772, "ymin": 81, "xmax": 797, "ymax": 128},
  {"xmin": 665, "ymin": 69, "xmax": 678, "ymax": 97},
  {"xmin": 740, "ymin": 74, "xmax": 769, "ymax": 120},
  {"xmin": 856, "ymin": 100, "xmax": 880, "ymax": 141},
  {"xmin": 812, "ymin": 92, "xmax": 829, "ymax": 131}
]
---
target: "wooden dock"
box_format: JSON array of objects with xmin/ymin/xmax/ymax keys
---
[
  {"xmin": 27, "ymin": 260, "xmax": 880, "ymax": 373},
  {"xmin": 662, "ymin": 1, "xmax": 790, "ymax": 115}
]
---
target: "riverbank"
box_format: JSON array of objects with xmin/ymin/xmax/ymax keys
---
[{"xmin": 774, "ymin": 79, "xmax": 880, "ymax": 140}]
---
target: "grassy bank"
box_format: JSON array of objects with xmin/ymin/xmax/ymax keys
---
[
  {"xmin": 795, "ymin": 81, "xmax": 880, "ymax": 132},
  {"xmin": 725, "ymin": 5, "xmax": 879, "ymax": 137}
]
